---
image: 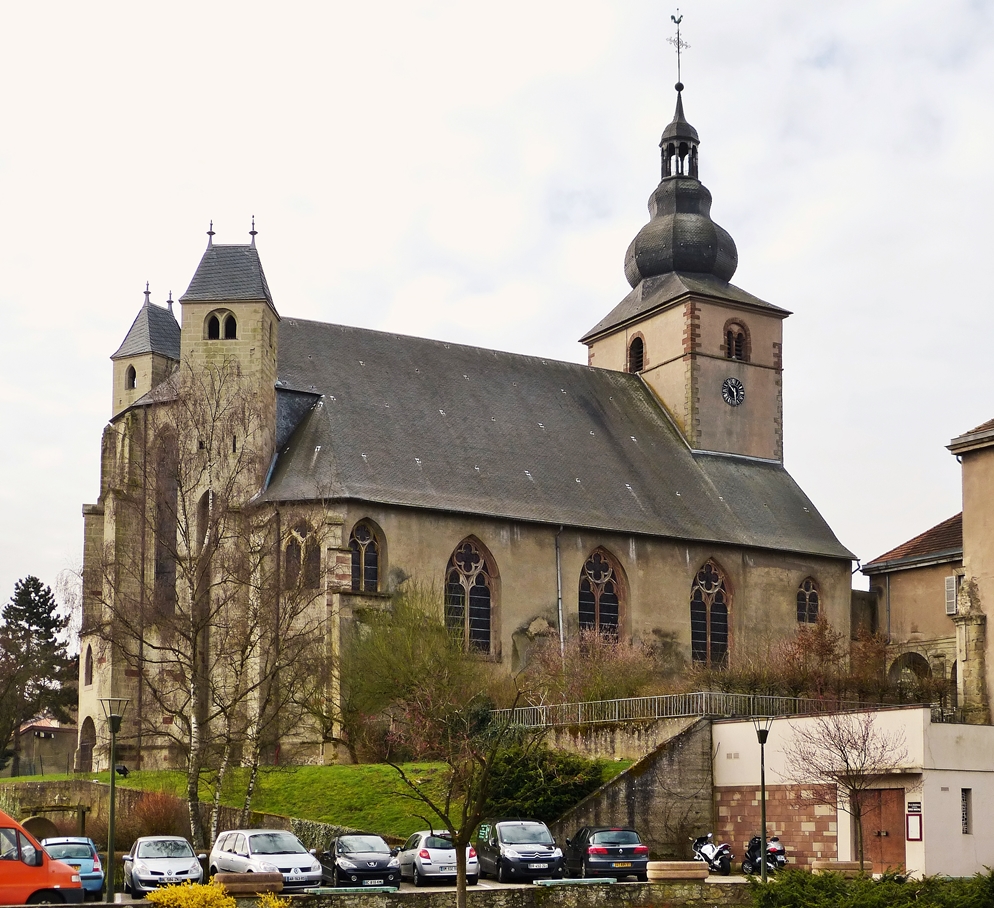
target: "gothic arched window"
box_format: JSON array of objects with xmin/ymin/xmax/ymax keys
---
[
  {"xmin": 797, "ymin": 578, "xmax": 820, "ymax": 624},
  {"xmin": 350, "ymin": 523, "xmax": 380, "ymax": 592},
  {"xmin": 207, "ymin": 315, "xmax": 221, "ymax": 340},
  {"xmin": 224, "ymin": 314, "xmax": 237, "ymax": 339},
  {"xmin": 285, "ymin": 522, "xmax": 320, "ymax": 590},
  {"xmin": 690, "ymin": 560, "xmax": 730, "ymax": 668},
  {"xmin": 578, "ymin": 550, "xmax": 622, "ymax": 636},
  {"xmin": 125, "ymin": 365, "xmax": 137, "ymax": 390},
  {"xmin": 445, "ymin": 539, "xmax": 496, "ymax": 654},
  {"xmin": 628, "ymin": 336, "xmax": 645, "ymax": 374},
  {"xmin": 723, "ymin": 320, "xmax": 750, "ymax": 362},
  {"xmin": 84, "ymin": 645, "xmax": 93, "ymax": 686}
]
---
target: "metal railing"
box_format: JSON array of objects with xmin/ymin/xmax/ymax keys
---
[{"xmin": 493, "ymin": 691, "xmax": 896, "ymax": 729}]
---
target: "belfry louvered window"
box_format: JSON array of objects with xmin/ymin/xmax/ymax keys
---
[
  {"xmin": 690, "ymin": 561, "xmax": 729, "ymax": 668},
  {"xmin": 578, "ymin": 551, "xmax": 620, "ymax": 636},
  {"xmin": 445, "ymin": 539, "xmax": 494, "ymax": 653}
]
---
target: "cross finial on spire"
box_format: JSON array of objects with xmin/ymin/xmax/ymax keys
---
[
  {"xmin": 250, "ymin": 215, "xmax": 257, "ymax": 247},
  {"xmin": 144, "ymin": 281, "xmax": 151, "ymax": 305},
  {"xmin": 207, "ymin": 220, "xmax": 215, "ymax": 247},
  {"xmin": 668, "ymin": 10, "xmax": 690, "ymax": 90}
]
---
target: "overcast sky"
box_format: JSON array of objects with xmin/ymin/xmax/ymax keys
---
[{"xmin": 2, "ymin": 1, "xmax": 992, "ymax": 606}]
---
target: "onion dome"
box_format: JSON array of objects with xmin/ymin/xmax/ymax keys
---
[{"xmin": 624, "ymin": 84, "xmax": 738, "ymax": 288}]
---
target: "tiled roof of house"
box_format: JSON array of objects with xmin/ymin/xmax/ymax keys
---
[
  {"xmin": 863, "ymin": 512, "xmax": 962, "ymax": 573},
  {"xmin": 262, "ymin": 318, "xmax": 853, "ymax": 561}
]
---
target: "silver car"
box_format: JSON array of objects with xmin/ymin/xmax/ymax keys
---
[
  {"xmin": 398, "ymin": 831, "xmax": 479, "ymax": 886},
  {"xmin": 209, "ymin": 829, "xmax": 322, "ymax": 891},
  {"xmin": 123, "ymin": 836, "xmax": 205, "ymax": 895}
]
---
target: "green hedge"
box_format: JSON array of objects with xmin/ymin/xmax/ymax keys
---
[{"xmin": 750, "ymin": 869, "xmax": 994, "ymax": 908}]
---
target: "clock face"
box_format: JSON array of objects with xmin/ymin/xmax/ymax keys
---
[{"xmin": 721, "ymin": 377, "xmax": 745, "ymax": 406}]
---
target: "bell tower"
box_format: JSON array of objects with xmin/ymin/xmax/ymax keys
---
[{"xmin": 581, "ymin": 82, "xmax": 789, "ymax": 461}]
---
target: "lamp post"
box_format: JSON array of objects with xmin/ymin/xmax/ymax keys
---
[
  {"xmin": 752, "ymin": 715, "xmax": 774, "ymax": 883},
  {"xmin": 99, "ymin": 697, "xmax": 129, "ymax": 903}
]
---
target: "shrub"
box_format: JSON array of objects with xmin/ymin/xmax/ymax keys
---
[
  {"xmin": 146, "ymin": 881, "xmax": 235, "ymax": 908},
  {"xmin": 134, "ymin": 789, "xmax": 189, "ymax": 837},
  {"xmin": 255, "ymin": 893, "xmax": 290, "ymax": 908}
]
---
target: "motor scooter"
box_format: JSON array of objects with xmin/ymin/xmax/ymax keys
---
[
  {"xmin": 741, "ymin": 835, "xmax": 787, "ymax": 875},
  {"xmin": 690, "ymin": 832, "xmax": 733, "ymax": 875}
]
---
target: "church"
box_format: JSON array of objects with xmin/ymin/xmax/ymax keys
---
[{"xmin": 77, "ymin": 83, "xmax": 854, "ymax": 770}]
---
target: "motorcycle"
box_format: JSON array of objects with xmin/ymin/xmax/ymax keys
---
[
  {"xmin": 691, "ymin": 832, "xmax": 733, "ymax": 875},
  {"xmin": 741, "ymin": 835, "xmax": 787, "ymax": 875}
]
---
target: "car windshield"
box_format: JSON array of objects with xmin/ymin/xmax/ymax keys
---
[
  {"xmin": 138, "ymin": 840, "xmax": 195, "ymax": 859},
  {"xmin": 499, "ymin": 824, "xmax": 553, "ymax": 845},
  {"xmin": 339, "ymin": 836, "xmax": 390, "ymax": 854},
  {"xmin": 46, "ymin": 844, "xmax": 92, "ymax": 860},
  {"xmin": 424, "ymin": 836, "xmax": 454, "ymax": 849},
  {"xmin": 249, "ymin": 833, "xmax": 307, "ymax": 855},
  {"xmin": 590, "ymin": 830, "xmax": 641, "ymax": 845}
]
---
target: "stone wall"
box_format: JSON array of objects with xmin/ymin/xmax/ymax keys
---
[
  {"xmin": 551, "ymin": 719, "xmax": 713, "ymax": 860},
  {"xmin": 542, "ymin": 717, "xmax": 698, "ymax": 762},
  {"xmin": 716, "ymin": 783, "xmax": 838, "ymax": 870}
]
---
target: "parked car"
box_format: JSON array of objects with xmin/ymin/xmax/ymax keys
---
[
  {"xmin": 320, "ymin": 834, "xmax": 400, "ymax": 888},
  {"xmin": 0, "ymin": 809, "xmax": 83, "ymax": 904},
  {"xmin": 474, "ymin": 819, "xmax": 563, "ymax": 882},
  {"xmin": 397, "ymin": 830, "xmax": 479, "ymax": 886},
  {"xmin": 209, "ymin": 829, "xmax": 322, "ymax": 891},
  {"xmin": 563, "ymin": 827, "xmax": 649, "ymax": 881},
  {"xmin": 41, "ymin": 837, "xmax": 104, "ymax": 899},
  {"xmin": 122, "ymin": 836, "xmax": 205, "ymax": 896}
]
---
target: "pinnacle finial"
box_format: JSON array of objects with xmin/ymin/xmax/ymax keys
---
[
  {"xmin": 250, "ymin": 215, "xmax": 258, "ymax": 247},
  {"xmin": 668, "ymin": 11, "xmax": 690, "ymax": 88},
  {"xmin": 167, "ymin": 291, "xmax": 174, "ymax": 314},
  {"xmin": 207, "ymin": 220, "xmax": 215, "ymax": 247},
  {"xmin": 144, "ymin": 281, "xmax": 151, "ymax": 305}
]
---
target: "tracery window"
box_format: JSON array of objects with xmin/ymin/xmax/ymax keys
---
[
  {"xmin": 690, "ymin": 560, "xmax": 729, "ymax": 668},
  {"xmin": 796, "ymin": 578, "xmax": 820, "ymax": 624},
  {"xmin": 205, "ymin": 310, "xmax": 237, "ymax": 341},
  {"xmin": 350, "ymin": 522, "xmax": 379, "ymax": 592},
  {"xmin": 445, "ymin": 539, "xmax": 496, "ymax": 653},
  {"xmin": 578, "ymin": 550, "xmax": 621, "ymax": 636},
  {"xmin": 628, "ymin": 336, "xmax": 645, "ymax": 374},
  {"xmin": 285, "ymin": 522, "xmax": 320, "ymax": 590}
]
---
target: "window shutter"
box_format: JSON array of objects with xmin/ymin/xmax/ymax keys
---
[{"xmin": 945, "ymin": 576, "xmax": 958, "ymax": 615}]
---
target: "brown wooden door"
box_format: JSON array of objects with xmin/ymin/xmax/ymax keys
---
[{"xmin": 860, "ymin": 788, "xmax": 905, "ymax": 874}]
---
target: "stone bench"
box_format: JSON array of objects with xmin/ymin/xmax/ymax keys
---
[
  {"xmin": 213, "ymin": 872, "xmax": 284, "ymax": 894},
  {"xmin": 646, "ymin": 861, "xmax": 709, "ymax": 881},
  {"xmin": 811, "ymin": 860, "xmax": 864, "ymax": 877}
]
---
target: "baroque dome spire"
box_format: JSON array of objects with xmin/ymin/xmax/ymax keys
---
[{"xmin": 623, "ymin": 83, "xmax": 738, "ymax": 288}]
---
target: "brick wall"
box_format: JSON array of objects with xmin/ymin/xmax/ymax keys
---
[{"xmin": 716, "ymin": 783, "xmax": 838, "ymax": 869}]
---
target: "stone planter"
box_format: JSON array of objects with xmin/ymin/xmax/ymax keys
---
[
  {"xmin": 811, "ymin": 860, "xmax": 864, "ymax": 877},
  {"xmin": 646, "ymin": 861, "xmax": 709, "ymax": 881},
  {"xmin": 214, "ymin": 872, "xmax": 284, "ymax": 894}
]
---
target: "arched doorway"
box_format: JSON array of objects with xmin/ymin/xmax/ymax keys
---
[{"xmin": 77, "ymin": 716, "xmax": 96, "ymax": 773}]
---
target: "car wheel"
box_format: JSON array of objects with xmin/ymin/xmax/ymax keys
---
[
  {"xmin": 414, "ymin": 867, "xmax": 425, "ymax": 888},
  {"xmin": 497, "ymin": 860, "xmax": 509, "ymax": 884},
  {"xmin": 26, "ymin": 893, "xmax": 63, "ymax": 905},
  {"xmin": 468, "ymin": 876, "xmax": 478, "ymax": 886}
]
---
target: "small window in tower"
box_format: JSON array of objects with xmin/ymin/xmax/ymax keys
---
[
  {"xmin": 224, "ymin": 315, "xmax": 237, "ymax": 339},
  {"xmin": 207, "ymin": 315, "xmax": 220, "ymax": 340},
  {"xmin": 723, "ymin": 321, "xmax": 750, "ymax": 363},
  {"xmin": 628, "ymin": 337, "xmax": 645, "ymax": 374},
  {"xmin": 232, "ymin": 435, "xmax": 237, "ymax": 453},
  {"xmin": 125, "ymin": 365, "xmax": 137, "ymax": 390}
]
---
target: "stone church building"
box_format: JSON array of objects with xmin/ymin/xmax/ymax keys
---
[{"xmin": 77, "ymin": 86, "xmax": 854, "ymax": 770}]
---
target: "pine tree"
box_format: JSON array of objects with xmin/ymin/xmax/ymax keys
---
[{"xmin": 0, "ymin": 576, "xmax": 78, "ymax": 773}]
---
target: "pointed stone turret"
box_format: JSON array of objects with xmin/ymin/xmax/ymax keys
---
[{"xmin": 110, "ymin": 285, "xmax": 181, "ymax": 417}]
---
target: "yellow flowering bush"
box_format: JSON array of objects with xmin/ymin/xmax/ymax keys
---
[{"xmin": 145, "ymin": 881, "xmax": 236, "ymax": 908}]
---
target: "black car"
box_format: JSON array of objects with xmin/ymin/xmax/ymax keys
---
[
  {"xmin": 563, "ymin": 827, "xmax": 649, "ymax": 881},
  {"xmin": 320, "ymin": 835, "xmax": 400, "ymax": 888},
  {"xmin": 474, "ymin": 819, "xmax": 563, "ymax": 883}
]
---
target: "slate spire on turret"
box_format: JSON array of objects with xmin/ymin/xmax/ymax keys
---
[
  {"xmin": 111, "ymin": 285, "xmax": 181, "ymax": 361},
  {"xmin": 180, "ymin": 227, "xmax": 275, "ymax": 311}
]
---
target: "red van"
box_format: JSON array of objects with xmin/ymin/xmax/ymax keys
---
[{"xmin": 0, "ymin": 809, "xmax": 84, "ymax": 904}]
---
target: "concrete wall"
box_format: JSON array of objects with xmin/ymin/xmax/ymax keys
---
[
  {"xmin": 542, "ymin": 717, "xmax": 698, "ymax": 762},
  {"xmin": 551, "ymin": 719, "xmax": 713, "ymax": 860},
  {"xmin": 961, "ymin": 444, "xmax": 994, "ymax": 717}
]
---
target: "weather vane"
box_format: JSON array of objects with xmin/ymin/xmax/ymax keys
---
[{"xmin": 668, "ymin": 10, "xmax": 690, "ymax": 86}]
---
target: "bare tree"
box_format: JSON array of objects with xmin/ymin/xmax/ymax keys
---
[
  {"xmin": 780, "ymin": 711, "xmax": 909, "ymax": 869},
  {"xmin": 86, "ymin": 358, "xmax": 328, "ymax": 847}
]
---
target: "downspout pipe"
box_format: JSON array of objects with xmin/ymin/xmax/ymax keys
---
[{"xmin": 556, "ymin": 526, "xmax": 564, "ymax": 657}]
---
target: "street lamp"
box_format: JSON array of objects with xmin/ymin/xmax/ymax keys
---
[
  {"xmin": 99, "ymin": 697, "xmax": 129, "ymax": 903},
  {"xmin": 752, "ymin": 715, "xmax": 774, "ymax": 883}
]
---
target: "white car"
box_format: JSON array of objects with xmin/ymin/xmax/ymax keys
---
[
  {"xmin": 398, "ymin": 831, "xmax": 479, "ymax": 886},
  {"xmin": 209, "ymin": 829, "xmax": 322, "ymax": 891},
  {"xmin": 123, "ymin": 836, "xmax": 205, "ymax": 895}
]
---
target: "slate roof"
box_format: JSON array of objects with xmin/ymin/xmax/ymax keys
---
[
  {"xmin": 862, "ymin": 512, "xmax": 963, "ymax": 574},
  {"xmin": 263, "ymin": 319, "xmax": 852, "ymax": 561},
  {"xmin": 180, "ymin": 244, "xmax": 275, "ymax": 307},
  {"xmin": 111, "ymin": 301, "xmax": 181, "ymax": 360},
  {"xmin": 580, "ymin": 272, "xmax": 789, "ymax": 344}
]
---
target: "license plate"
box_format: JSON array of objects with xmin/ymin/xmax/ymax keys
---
[
  {"xmin": 363, "ymin": 879, "xmax": 383, "ymax": 886},
  {"xmin": 287, "ymin": 873, "xmax": 304, "ymax": 881},
  {"xmin": 528, "ymin": 863, "xmax": 548, "ymax": 870},
  {"xmin": 613, "ymin": 862, "xmax": 632, "ymax": 868},
  {"xmin": 439, "ymin": 866, "xmax": 455, "ymax": 872}
]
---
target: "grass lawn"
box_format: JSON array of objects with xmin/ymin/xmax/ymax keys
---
[{"xmin": 7, "ymin": 759, "xmax": 631, "ymax": 841}]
